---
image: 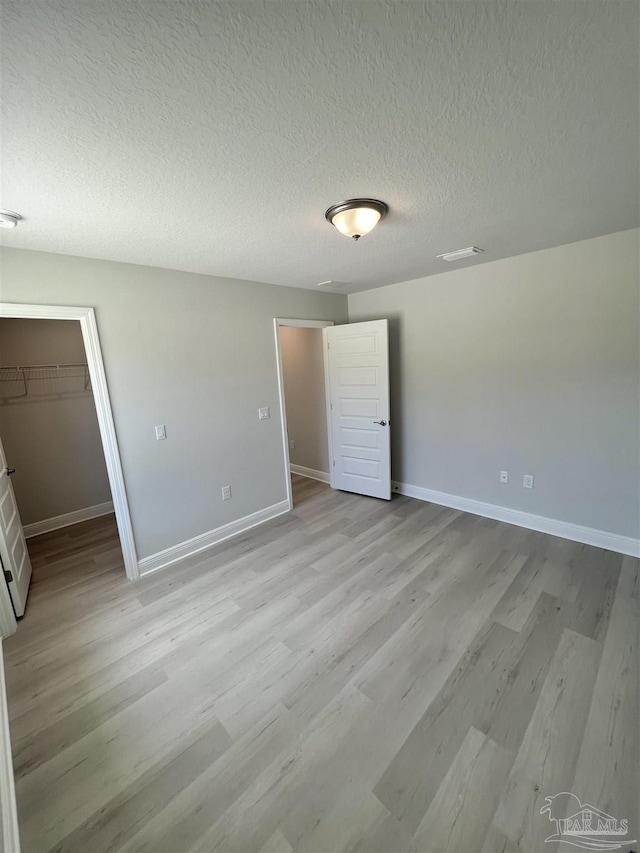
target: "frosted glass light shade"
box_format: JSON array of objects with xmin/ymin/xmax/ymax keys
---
[
  {"xmin": 0, "ymin": 210, "xmax": 22, "ymax": 229},
  {"xmin": 331, "ymin": 206, "xmax": 381, "ymax": 238},
  {"xmin": 325, "ymin": 199, "xmax": 387, "ymax": 240}
]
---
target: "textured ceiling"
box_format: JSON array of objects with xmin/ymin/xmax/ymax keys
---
[{"xmin": 1, "ymin": 0, "xmax": 638, "ymax": 293}]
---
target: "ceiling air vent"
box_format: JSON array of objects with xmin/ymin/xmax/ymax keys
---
[
  {"xmin": 317, "ymin": 280, "xmax": 346, "ymax": 288},
  {"xmin": 436, "ymin": 246, "xmax": 484, "ymax": 262}
]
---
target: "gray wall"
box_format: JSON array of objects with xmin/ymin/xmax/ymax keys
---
[
  {"xmin": 0, "ymin": 318, "xmax": 111, "ymax": 525},
  {"xmin": 0, "ymin": 249, "xmax": 348, "ymax": 559},
  {"xmin": 280, "ymin": 326, "xmax": 329, "ymax": 475},
  {"xmin": 348, "ymin": 229, "xmax": 640, "ymax": 538}
]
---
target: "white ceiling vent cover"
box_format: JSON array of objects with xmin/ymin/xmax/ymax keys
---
[
  {"xmin": 317, "ymin": 280, "xmax": 346, "ymax": 288},
  {"xmin": 436, "ymin": 246, "xmax": 484, "ymax": 262}
]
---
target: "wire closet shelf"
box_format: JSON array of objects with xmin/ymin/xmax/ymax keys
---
[{"xmin": 0, "ymin": 363, "xmax": 91, "ymax": 398}]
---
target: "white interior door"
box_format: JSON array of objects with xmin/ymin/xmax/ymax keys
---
[
  {"xmin": 324, "ymin": 319, "xmax": 391, "ymax": 500},
  {"xmin": 0, "ymin": 434, "xmax": 32, "ymax": 617}
]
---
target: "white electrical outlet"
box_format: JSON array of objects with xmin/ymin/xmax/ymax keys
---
[
  {"xmin": 500, "ymin": 470, "xmax": 509, "ymax": 484},
  {"xmin": 289, "ymin": 439, "xmax": 295, "ymax": 450},
  {"xmin": 523, "ymin": 474, "xmax": 534, "ymax": 489},
  {"xmin": 222, "ymin": 485, "xmax": 232, "ymax": 501},
  {"xmin": 155, "ymin": 425, "xmax": 166, "ymax": 440},
  {"xmin": 258, "ymin": 406, "xmax": 270, "ymax": 420}
]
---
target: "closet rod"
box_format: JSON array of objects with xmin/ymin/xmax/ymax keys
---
[
  {"xmin": 0, "ymin": 363, "xmax": 91, "ymax": 397},
  {"xmin": 0, "ymin": 362, "xmax": 89, "ymax": 370}
]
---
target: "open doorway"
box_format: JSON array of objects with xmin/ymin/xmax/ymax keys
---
[
  {"xmin": 274, "ymin": 319, "xmax": 333, "ymax": 509},
  {"xmin": 275, "ymin": 318, "xmax": 392, "ymax": 509},
  {"xmin": 0, "ymin": 319, "xmax": 113, "ymax": 531},
  {"xmin": 0, "ymin": 303, "xmax": 137, "ymax": 638}
]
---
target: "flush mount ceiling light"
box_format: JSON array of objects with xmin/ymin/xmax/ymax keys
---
[
  {"xmin": 0, "ymin": 209, "xmax": 22, "ymax": 229},
  {"xmin": 325, "ymin": 198, "xmax": 387, "ymax": 241},
  {"xmin": 436, "ymin": 246, "xmax": 483, "ymax": 262}
]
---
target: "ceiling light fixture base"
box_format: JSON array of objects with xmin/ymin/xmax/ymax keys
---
[{"xmin": 0, "ymin": 210, "xmax": 23, "ymax": 229}]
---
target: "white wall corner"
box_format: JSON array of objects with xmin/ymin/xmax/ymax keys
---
[
  {"xmin": 391, "ymin": 481, "xmax": 640, "ymax": 558},
  {"xmin": 289, "ymin": 464, "xmax": 331, "ymax": 484},
  {"xmin": 23, "ymin": 501, "xmax": 115, "ymax": 539},
  {"xmin": 138, "ymin": 500, "xmax": 291, "ymax": 576}
]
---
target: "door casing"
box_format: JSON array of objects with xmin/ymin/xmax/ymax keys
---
[{"xmin": 273, "ymin": 318, "xmax": 334, "ymax": 511}]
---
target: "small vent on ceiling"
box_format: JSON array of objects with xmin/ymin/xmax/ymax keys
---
[
  {"xmin": 436, "ymin": 246, "xmax": 484, "ymax": 262},
  {"xmin": 317, "ymin": 280, "xmax": 346, "ymax": 288}
]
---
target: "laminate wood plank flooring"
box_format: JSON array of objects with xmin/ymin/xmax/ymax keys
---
[{"xmin": 2, "ymin": 476, "xmax": 638, "ymax": 853}]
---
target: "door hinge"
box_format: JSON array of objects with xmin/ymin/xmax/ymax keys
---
[
  {"xmin": 327, "ymin": 341, "xmax": 330, "ymax": 350},
  {"xmin": 333, "ymin": 460, "xmax": 335, "ymax": 467},
  {"xmin": 3, "ymin": 569, "xmax": 13, "ymax": 584}
]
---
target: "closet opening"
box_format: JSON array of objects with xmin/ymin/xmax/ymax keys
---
[{"xmin": 0, "ymin": 304, "xmax": 137, "ymax": 637}]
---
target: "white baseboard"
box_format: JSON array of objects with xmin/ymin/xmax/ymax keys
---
[
  {"xmin": 138, "ymin": 500, "xmax": 290, "ymax": 577},
  {"xmin": 392, "ymin": 481, "xmax": 640, "ymax": 557},
  {"xmin": 290, "ymin": 464, "xmax": 330, "ymax": 484},
  {"xmin": 23, "ymin": 501, "xmax": 115, "ymax": 539},
  {"xmin": 0, "ymin": 644, "xmax": 21, "ymax": 853}
]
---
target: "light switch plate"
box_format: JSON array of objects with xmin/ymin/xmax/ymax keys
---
[
  {"xmin": 155, "ymin": 425, "xmax": 166, "ymax": 440},
  {"xmin": 258, "ymin": 406, "xmax": 270, "ymax": 420}
]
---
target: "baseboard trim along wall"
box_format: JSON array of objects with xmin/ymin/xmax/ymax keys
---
[
  {"xmin": 392, "ymin": 481, "xmax": 640, "ymax": 557},
  {"xmin": 23, "ymin": 501, "xmax": 115, "ymax": 539},
  {"xmin": 138, "ymin": 499, "xmax": 291, "ymax": 576},
  {"xmin": 0, "ymin": 643, "xmax": 21, "ymax": 853},
  {"xmin": 289, "ymin": 464, "xmax": 331, "ymax": 484}
]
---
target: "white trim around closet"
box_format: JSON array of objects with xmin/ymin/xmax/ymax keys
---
[
  {"xmin": 0, "ymin": 303, "xmax": 139, "ymax": 581},
  {"xmin": 0, "ymin": 642, "xmax": 20, "ymax": 853}
]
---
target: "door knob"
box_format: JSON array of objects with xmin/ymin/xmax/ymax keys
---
[
  {"xmin": 6, "ymin": 468, "xmax": 15, "ymax": 476},
  {"xmin": 373, "ymin": 420, "xmax": 387, "ymax": 426}
]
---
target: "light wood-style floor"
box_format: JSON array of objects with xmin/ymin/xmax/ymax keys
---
[{"xmin": 3, "ymin": 476, "xmax": 638, "ymax": 853}]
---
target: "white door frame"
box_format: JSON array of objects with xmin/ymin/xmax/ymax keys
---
[
  {"xmin": 273, "ymin": 318, "xmax": 334, "ymax": 510},
  {"xmin": 0, "ymin": 303, "xmax": 139, "ymax": 596},
  {"xmin": 0, "ymin": 639, "xmax": 20, "ymax": 852}
]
